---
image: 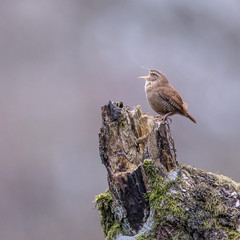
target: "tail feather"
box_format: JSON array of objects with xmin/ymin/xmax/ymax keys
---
[{"xmin": 185, "ymin": 111, "xmax": 197, "ymax": 123}]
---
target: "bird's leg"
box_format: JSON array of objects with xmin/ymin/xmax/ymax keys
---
[
  {"xmin": 161, "ymin": 112, "xmax": 172, "ymax": 124},
  {"xmin": 154, "ymin": 112, "xmax": 172, "ymax": 124}
]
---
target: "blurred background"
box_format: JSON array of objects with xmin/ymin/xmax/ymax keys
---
[{"xmin": 0, "ymin": 0, "xmax": 240, "ymax": 239}]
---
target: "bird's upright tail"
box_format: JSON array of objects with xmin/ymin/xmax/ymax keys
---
[
  {"xmin": 185, "ymin": 111, "xmax": 197, "ymax": 123},
  {"xmin": 183, "ymin": 102, "xmax": 197, "ymax": 123}
]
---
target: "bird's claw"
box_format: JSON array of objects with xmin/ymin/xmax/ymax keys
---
[{"xmin": 155, "ymin": 113, "xmax": 172, "ymax": 125}]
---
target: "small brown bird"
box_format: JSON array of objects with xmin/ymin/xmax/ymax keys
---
[{"xmin": 139, "ymin": 69, "xmax": 197, "ymax": 123}]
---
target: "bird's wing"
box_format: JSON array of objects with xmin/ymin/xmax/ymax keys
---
[{"xmin": 158, "ymin": 86, "xmax": 184, "ymax": 112}]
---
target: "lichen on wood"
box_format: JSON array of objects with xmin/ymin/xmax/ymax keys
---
[{"xmin": 96, "ymin": 101, "xmax": 240, "ymax": 240}]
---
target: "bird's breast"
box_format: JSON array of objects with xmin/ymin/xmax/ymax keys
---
[
  {"xmin": 145, "ymin": 82, "xmax": 162, "ymax": 114},
  {"xmin": 145, "ymin": 81, "xmax": 173, "ymax": 115}
]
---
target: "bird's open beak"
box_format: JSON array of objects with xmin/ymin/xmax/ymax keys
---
[{"xmin": 138, "ymin": 75, "xmax": 149, "ymax": 79}]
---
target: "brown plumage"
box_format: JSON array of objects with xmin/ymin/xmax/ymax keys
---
[{"xmin": 139, "ymin": 69, "xmax": 197, "ymax": 123}]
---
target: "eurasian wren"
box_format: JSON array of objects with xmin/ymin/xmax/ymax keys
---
[{"xmin": 139, "ymin": 69, "xmax": 197, "ymax": 123}]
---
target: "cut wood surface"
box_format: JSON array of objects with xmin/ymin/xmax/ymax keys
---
[{"xmin": 96, "ymin": 101, "xmax": 240, "ymax": 240}]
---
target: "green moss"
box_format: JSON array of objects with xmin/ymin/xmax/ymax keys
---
[
  {"xmin": 94, "ymin": 189, "xmax": 115, "ymax": 236},
  {"xmin": 105, "ymin": 223, "xmax": 121, "ymax": 240},
  {"xmin": 181, "ymin": 165, "xmax": 240, "ymax": 239},
  {"xmin": 226, "ymin": 229, "xmax": 240, "ymax": 240},
  {"xmin": 144, "ymin": 160, "xmax": 185, "ymax": 219},
  {"xmin": 143, "ymin": 160, "xmax": 186, "ymax": 236},
  {"xmin": 172, "ymin": 232, "xmax": 192, "ymax": 240},
  {"xmin": 143, "ymin": 159, "xmax": 158, "ymax": 183},
  {"xmin": 136, "ymin": 232, "xmax": 156, "ymax": 240},
  {"xmin": 143, "ymin": 161, "xmax": 240, "ymax": 239},
  {"xmin": 136, "ymin": 232, "xmax": 147, "ymax": 240},
  {"xmin": 192, "ymin": 182, "xmax": 229, "ymax": 220}
]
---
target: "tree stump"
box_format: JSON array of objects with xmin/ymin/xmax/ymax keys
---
[{"xmin": 96, "ymin": 102, "xmax": 240, "ymax": 240}]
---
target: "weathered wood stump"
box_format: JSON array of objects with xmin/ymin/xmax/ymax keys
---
[{"xmin": 96, "ymin": 102, "xmax": 240, "ymax": 240}]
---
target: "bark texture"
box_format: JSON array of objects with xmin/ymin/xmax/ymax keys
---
[{"xmin": 96, "ymin": 101, "xmax": 240, "ymax": 240}]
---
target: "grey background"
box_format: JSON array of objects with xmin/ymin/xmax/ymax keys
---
[{"xmin": 0, "ymin": 0, "xmax": 240, "ymax": 239}]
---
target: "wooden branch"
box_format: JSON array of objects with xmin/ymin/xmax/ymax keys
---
[{"xmin": 96, "ymin": 102, "xmax": 240, "ymax": 240}]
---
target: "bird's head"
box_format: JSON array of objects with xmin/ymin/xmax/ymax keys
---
[{"xmin": 139, "ymin": 69, "xmax": 168, "ymax": 84}]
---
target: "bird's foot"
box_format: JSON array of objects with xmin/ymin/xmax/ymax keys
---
[{"xmin": 155, "ymin": 113, "xmax": 172, "ymax": 125}]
